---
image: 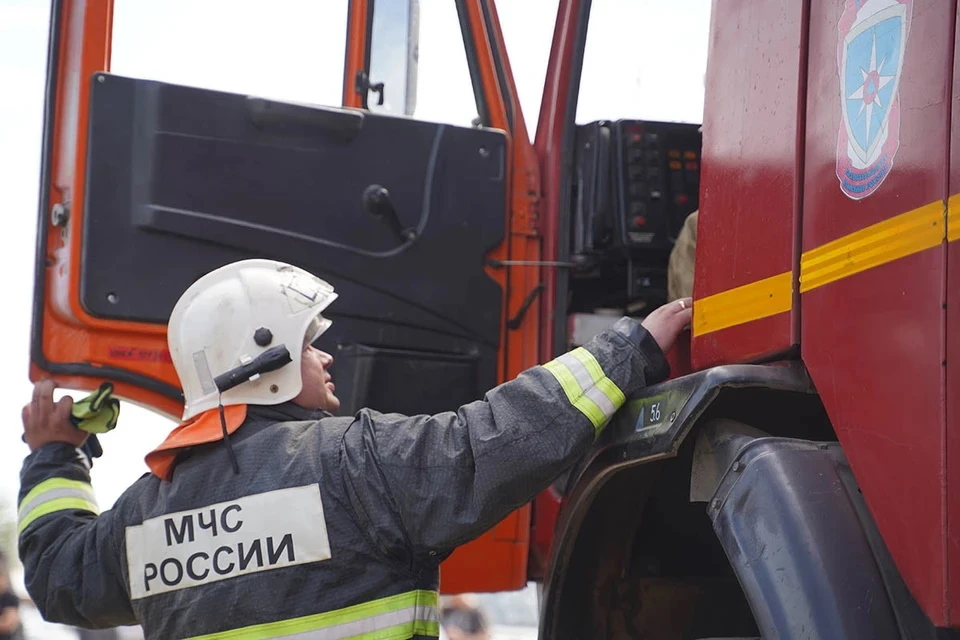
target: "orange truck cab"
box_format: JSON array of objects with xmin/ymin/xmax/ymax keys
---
[{"xmin": 29, "ymin": 0, "xmax": 960, "ymax": 636}]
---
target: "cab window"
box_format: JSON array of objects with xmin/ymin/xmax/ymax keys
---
[
  {"xmin": 576, "ymin": 0, "xmax": 712, "ymax": 124},
  {"xmin": 364, "ymin": 0, "xmax": 480, "ymax": 127},
  {"xmin": 113, "ymin": 1, "xmax": 481, "ymax": 128},
  {"xmin": 111, "ymin": 0, "xmax": 347, "ymax": 107}
]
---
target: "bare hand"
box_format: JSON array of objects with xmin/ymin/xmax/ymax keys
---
[
  {"xmin": 641, "ymin": 298, "xmax": 693, "ymax": 354},
  {"xmin": 21, "ymin": 380, "xmax": 85, "ymax": 452}
]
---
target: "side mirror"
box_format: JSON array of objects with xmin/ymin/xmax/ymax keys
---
[{"xmin": 367, "ymin": 0, "xmax": 420, "ymax": 116}]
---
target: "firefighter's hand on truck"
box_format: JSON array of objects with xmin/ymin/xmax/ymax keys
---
[
  {"xmin": 21, "ymin": 380, "xmax": 87, "ymax": 453},
  {"xmin": 641, "ymin": 297, "xmax": 693, "ymax": 354}
]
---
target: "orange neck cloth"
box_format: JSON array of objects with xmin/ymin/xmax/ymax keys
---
[{"xmin": 145, "ymin": 404, "xmax": 248, "ymax": 481}]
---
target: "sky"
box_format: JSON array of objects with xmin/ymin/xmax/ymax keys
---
[{"xmin": 0, "ymin": 0, "xmax": 710, "ymax": 578}]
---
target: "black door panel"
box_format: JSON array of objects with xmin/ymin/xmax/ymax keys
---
[{"xmin": 81, "ymin": 74, "xmax": 506, "ymax": 413}]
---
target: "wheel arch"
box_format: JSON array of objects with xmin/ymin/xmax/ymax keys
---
[{"xmin": 538, "ymin": 362, "xmax": 833, "ymax": 638}]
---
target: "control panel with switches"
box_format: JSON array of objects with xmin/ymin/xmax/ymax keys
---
[
  {"xmin": 613, "ymin": 119, "xmax": 701, "ymax": 251},
  {"xmin": 567, "ymin": 118, "xmax": 702, "ymax": 312}
]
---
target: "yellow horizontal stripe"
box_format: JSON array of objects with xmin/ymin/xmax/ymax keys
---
[
  {"xmin": 19, "ymin": 477, "xmax": 94, "ymax": 514},
  {"xmin": 341, "ymin": 620, "xmax": 442, "ymax": 640},
  {"xmin": 187, "ymin": 591, "xmax": 439, "ymax": 640},
  {"xmin": 800, "ymin": 201, "xmax": 944, "ymax": 293},
  {"xmin": 693, "ymin": 198, "xmax": 954, "ymax": 335},
  {"xmin": 19, "ymin": 497, "xmax": 99, "ymax": 534},
  {"xmin": 948, "ymin": 194, "xmax": 960, "ymax": 242},
  {"xmin": 693, "ymin": 271, "xmax": 792, "ymax": 337}
]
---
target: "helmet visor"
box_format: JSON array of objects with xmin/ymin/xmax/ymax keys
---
[{"xmin": 303, "ymin": 313, "xmax": 332, "ymax": 348}]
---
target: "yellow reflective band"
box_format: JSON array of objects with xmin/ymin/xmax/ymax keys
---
[
  {"xmin": 18, "ymin": 498, "xmax": 99, "ymax": 534},
  {"xmin": 595, "ymin": 377, "xmax": 626, "ymax": 409},
  {"xmin": 948, "ymin": 194, "xmax": 960, "ymax": 242},
  {"xmin": 569, "ymin": 349, "xmax": 627, "ymax": 408},
  {"xmin": 688, "ymin": 198, "xmax": 960, "ymax": 336},
  {"xmin": 800, "ymin": 200, "xmax": 945, "ymax": 293},
  {"xmin": 185, "ymin": 590, "xmax": 440, "ymax": 640},
  {"xmin": 18, "ymin": 478, "xmax": 99, "ymax": 534},
  {"xmin": 543, "ymin": 360, "xmax": 582, "ymax": 407},
  {"xmin": 572, "ymin": 394, "xmax": 608, "ymax": 431},
  {"xmin": 569, "ymin": 348, "xmax": 605, "ymax": 383},
  {"xmin": 343, "ymin": 620, "xmax": 441, "ymax": 640},
  {"xmin": 693, "ymin": 271, "xmax": 793, "ymax": 337},
  {"xmin": 19, "ymin": 477, "xmax": 96, "ymax": 515},
  {"xmin": 543, "ymin": 349, "xmax": 625, "ymax": 434}
]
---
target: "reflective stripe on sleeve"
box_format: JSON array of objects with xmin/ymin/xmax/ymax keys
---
[
  {"xmin": 18, "ymin": 478, "xmax": 99, "ymax": 534},
  {"xmin": 185, "ymin": 590, "xmax": 440, "ymax": 639},
  {"xmin": 542, "ymin": 347, "xmax": 626, "ymax": 434}
]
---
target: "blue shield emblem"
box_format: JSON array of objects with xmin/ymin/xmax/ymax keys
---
[{"xmin": 836, "ymin": 0, "xmax": 911, "ymax": 199}]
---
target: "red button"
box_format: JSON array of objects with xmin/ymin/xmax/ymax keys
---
[
  {"xmin": 633, "ymin": 216, "xmax": 646, "ymax": 228},
  {"xmin": 676, "ymin": 194, "xmax": 689, "ymax": 205}
]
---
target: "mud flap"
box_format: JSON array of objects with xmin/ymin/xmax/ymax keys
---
[{"xmin": 703, "ymin": 426, "xmax": 943, "ymax": 639}]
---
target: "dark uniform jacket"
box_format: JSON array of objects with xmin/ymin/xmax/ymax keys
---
[{"xmin": 18, "ymin": 317, "xmax": 668, "ymax": 639}]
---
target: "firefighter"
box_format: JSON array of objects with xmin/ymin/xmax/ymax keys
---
[
  {"xmin": 668, "ymin": 209, "xmax": 698, "ymax": 302},
  {"xmin": 18, "ymin": 259, "xmax": 692, "ymax": 639}
]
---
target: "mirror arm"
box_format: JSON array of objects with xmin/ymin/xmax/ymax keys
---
[
  {"xmin": 355, "ymin": 71, "xmax": 385, "ymax": 106},
  {"xmin": 370, "ymin": 82, "xmax": 385, "ymax": 106}
]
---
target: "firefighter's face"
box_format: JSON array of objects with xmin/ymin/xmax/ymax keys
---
[{"xmin": 293, "ymin": 344, "xmax": 340, "ymax": 414}]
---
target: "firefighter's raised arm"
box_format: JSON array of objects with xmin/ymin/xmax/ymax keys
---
[
  {"xmin": 341, "ymin": 300, "xmax": 692, "ymax": 557},
  {"xmin": 18, "ymin": 380, "xmax": 139, "ymax": 628}
]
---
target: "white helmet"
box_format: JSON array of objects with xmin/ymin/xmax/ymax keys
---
[{"xmin": 168, "ymin": 259, "xmax": 338, "ymax": 420}]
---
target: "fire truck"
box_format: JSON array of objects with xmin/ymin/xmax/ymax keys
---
[{"xmin": 29, "ymin": 0, "xmax": 960, "ymax": 636}]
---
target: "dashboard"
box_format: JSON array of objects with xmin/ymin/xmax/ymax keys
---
[{"xmin": 568, "ymin": 119, "xmax": 701, "ymax": 313}]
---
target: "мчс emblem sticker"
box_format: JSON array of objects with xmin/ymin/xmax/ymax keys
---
[{"xmin": 836, "ymin": 0, "xmax": 912, "ymax": 200}]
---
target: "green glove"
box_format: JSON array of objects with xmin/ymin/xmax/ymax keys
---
[{"xmin": 70, "ymin": 382, "xmax": 120, "ymax": 435}]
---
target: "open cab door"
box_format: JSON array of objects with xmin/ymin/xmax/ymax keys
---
[{"xmin": 32, "ymin": 0, "xmax": 541, "ymax": 594}]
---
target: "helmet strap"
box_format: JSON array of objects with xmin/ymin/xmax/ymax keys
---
[
  {"xmin": 211, "ymin": 344, "xmax": 293, "ymax": 477},
  {"xmin": 218, "ymin": 394, "xmax": 240, "ymax": 475}
]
